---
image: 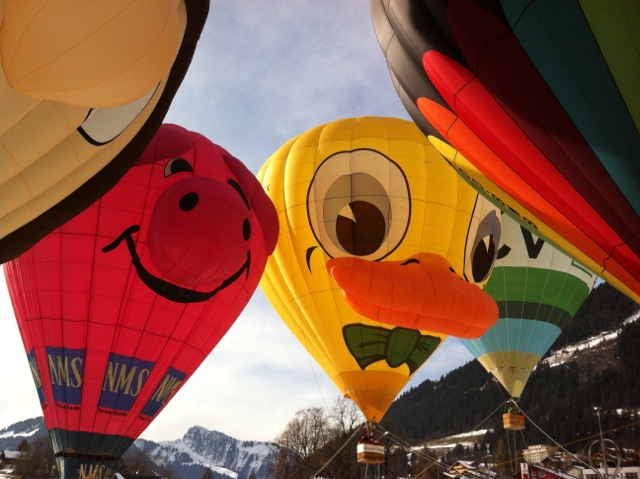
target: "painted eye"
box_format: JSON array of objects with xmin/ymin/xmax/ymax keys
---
[
  {"xmin": 464, "ymin": 196, "xmax": 501, "ymax": 284},
  {"xmin": 77, "ymin": 83, "xmax": 159, "ymax": 146},
  {"xmin": 164, "ymin": 158, "xmax": 194, "ymax": 177},
  {"xmin": 307, "ymin": 149, "xmax": 410, "ymax": 261}
]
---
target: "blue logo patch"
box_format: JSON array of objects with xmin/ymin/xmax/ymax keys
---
[
  {"xmin": 27, "ymin": 349, "xmax": 46, "ymax": 405},
  {"xmin": 46, "ymin": 347, "xmax": 84, "ymax": 405},
  {"xmin": 141, "ymin": 368, "xmax": 187, "ymax": 418},
  {"xmin": 99, "ymin": 353, "xmax": 155, "ymax": 411}
]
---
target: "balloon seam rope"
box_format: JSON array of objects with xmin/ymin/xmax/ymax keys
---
[
  {"xmin": 375, "ymin": 424, "xmax": 453, "ymax": 476},
  {"xmin": 519, "ymin": 407, "xmax": 592, "ymax": 470},
  {"xmin": 285, "ymin": 199, "xmax": 331, "ymax": 415},
  {"xmin": 308, "ymin": 426, "xmax": 361, "ymax": 479},
  {"xmin": 472, "ymin": 400, "xmax": 505, "ymax": 432}
]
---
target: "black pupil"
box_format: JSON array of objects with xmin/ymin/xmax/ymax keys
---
[
  {"xmin": 170, "ymin": 158, "xmax": 193, "ymax": 174},
  {"xmin": 179, "ymin": 192, "xmax": 198, "ymax": 211},
  {"xmin": 472, "ymin": 235, "xmax": 496, "ymax": 282},
  {"xmin": 336, "ymin": 201, "xmax": 385, "ymax": 256}
]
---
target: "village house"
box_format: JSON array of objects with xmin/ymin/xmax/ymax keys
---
[
  {"xmin": 0, "ymin": 450, "xmax": 25, "ymax": 476},
  {"xmin": 443, "ymin": 460, "xmax": 497, "ymax": 479},
  {"xmin": 515, "ymin": 444, "xmax": 639, "ymax": 479}
]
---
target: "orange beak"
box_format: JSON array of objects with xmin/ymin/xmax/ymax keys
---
[{"xmin": 327, "ymin": 253, "xmax": 498, "ymax": 339}]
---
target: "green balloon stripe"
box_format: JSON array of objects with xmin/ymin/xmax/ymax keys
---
[
  {"xmin": 495, "ymin": 301, "xmax": 569, "ymax": 327},
  {"xmin": 49, "ymin": 428, "xmax": 134, "ymax": 458},
  {"xmin": 486, "ymin": 267, "xmax": 591, "ymax": 315}
]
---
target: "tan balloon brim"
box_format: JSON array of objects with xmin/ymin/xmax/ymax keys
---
[{"xmin": 477, "ymin": 351, "xmax": 541, "ymax": 399}]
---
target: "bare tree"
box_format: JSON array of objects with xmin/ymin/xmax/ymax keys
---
[
  {"xmin": 30, "ymin": 436, "xmax": 56, "ymax": 477},
  {"xmin": 272, "ymin": 398, "xmax": 367, "ymax": 479},
  {"xmin": 269, "ymin": 444, "xmax": 297, "ymax": 479},
  {"xmin": 329, "ymin": 396, "xmax": 364, "ymax": 437},
  {"xmin": 275, "ymin": 406, "xmax": 330, "ymax": 460},
  {"xmin": 272, "ymin": 406, "xmax": 334, "ymax": 479}
]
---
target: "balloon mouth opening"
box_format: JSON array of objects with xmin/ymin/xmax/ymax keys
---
[
  {"xmin": 55, "ymin": 451, "xmax": 119, "ymax": 461},
  {"xmin": 102, "ymin": 225, "xmax": 251, "ymax": 303}
]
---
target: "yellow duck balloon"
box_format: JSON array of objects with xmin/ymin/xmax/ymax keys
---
[{"xmin": 258, "ymin": 117, "xmax": 502, "ymax": 423}]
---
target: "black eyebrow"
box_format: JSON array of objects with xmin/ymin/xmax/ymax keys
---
[
  {"xmin": 401, "ymin": 258, "xmax": 420, "ymax": 265},
  {"xmin": 306, "ymin": 246, "xmax": 317, "ymax": 272},
  {"xmin": 227, "ymin": 178, "xmax": 250, "ymax": 209}
]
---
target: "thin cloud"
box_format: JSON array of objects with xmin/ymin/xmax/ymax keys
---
[{"xmin": 0, "ymin": 1, "xmax": 474, "ymax": 445}]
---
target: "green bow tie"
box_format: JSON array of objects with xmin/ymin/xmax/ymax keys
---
[{"xmin": 343, "ymin": 324, "xmax": 441, "ymax": 375}]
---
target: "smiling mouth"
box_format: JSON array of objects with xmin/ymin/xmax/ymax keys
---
[{"xmin": 103, "ymin": 225, "xmax": 251, "ymax": 303}]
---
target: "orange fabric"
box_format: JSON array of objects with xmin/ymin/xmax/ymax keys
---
[
  {"xmin": 418, "ymin": 97, "xmax": 640, "ymax": 302},
  {"xmin": 328, "ymin": 253, "xmax": 497, "ymax": 339}
]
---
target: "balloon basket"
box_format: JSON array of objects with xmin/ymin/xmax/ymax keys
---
[
  {"xmin": 503, "ymin": 412, "xmax": 525, "ymax": 430},
  {"xmin": 357, "ymin": 425, "xmax": 385, "ymax": 464},
  {"xmin": 357, "ymin": 441, "xmax": 385, "ymax": 464}
]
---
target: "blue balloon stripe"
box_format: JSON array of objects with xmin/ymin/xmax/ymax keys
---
[{"xmin": 462, "ymin": 318, "xmax": 561, "ymax": 357}]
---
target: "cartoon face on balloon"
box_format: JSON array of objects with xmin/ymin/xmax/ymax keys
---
[
  {"xmin": 3, "ymin": 124, "xmax": 277, "ymax": 479},
  {"xmin": 85, "ymin": 123, "xmax": 279, "ymax": 306},
  {"xmin": 0, "ymin": 1, "xmax": 209, "ymax": 263},
  {"xmin": 102, "ymin": 150, "xmax": 266, "ymax": 303},
  {"xmin": 259, "ymin": 117, "xmax": 502, "ymax": 423}
]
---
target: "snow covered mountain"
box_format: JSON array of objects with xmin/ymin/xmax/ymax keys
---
[
  {"xmin": 2, "ymin": 311, "xmax": 636, "ymax": 479},
  {"xmin": 0, "ymin": 419, "xmax": 279, "ymax": 479},
  {"xmin": 0, "ymin": 417, "xmax": 47, "ymax": 451},
  {"xmin": 134, "ymin": 426, "xmax": 279, "ymax": 479},
  {"xmin": 542, "ymin": 309, "xmax": 639, "ymax": 369}
]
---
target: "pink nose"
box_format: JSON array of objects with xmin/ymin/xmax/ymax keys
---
[{"xmin": 148, "ymin": 177, "xmax": 251, "ymax": 287}]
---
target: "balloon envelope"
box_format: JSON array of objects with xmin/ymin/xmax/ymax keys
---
[
  {"xmin": 461, "ymin": 215, "xmax": 596, "ymax": 399},
  {"xmin": 3, "ymin": 124, "xmax": 278, "ymax": 479},
  {"xmin": 0, "ymin": 1, "xmax": 209, "ymax": 263},
  {"xmin": 258, "ymin": 117, "xmax": 502, "ymax": 422},
  {"xmin": 370, "ymin": 0, "xmax": 640, "ymax": 303}
]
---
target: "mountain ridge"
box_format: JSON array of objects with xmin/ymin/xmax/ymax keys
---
[
  {"xmin": 2, "ymin": 283, "xmax": 638, "ymax": 478},
  {"xmin": 382, "ymin": 282, "xmax": 640, "ymax": 450},
  {"xmin": 0, "ymin": 420, "xmax": 278, "ymax": 479}
]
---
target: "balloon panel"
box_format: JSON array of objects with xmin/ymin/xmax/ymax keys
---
[
  {"xmin": 461, "ymin": 215, "xmax": 596, "ymax": 398},
  {"xmin": 4, "ymin": 124, "xmax": 277, "ymax": 479},
  {"xmin": 0, "ymin": 1, "xmax": 209, "ymax": 263},
  {"xmin": 259, "ymin": 117, "xmax": 502, "ymax": 422},
  {"xmin": 370, "ymin": 0, "xmax": 640, "ymax": 303}
]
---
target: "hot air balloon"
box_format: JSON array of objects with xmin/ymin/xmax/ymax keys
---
[
  {"xmin": 258, "ymin": 117, "xmax": 502, "ymax": 428},
  {"xmin": 370, "ymin": 0, "xmax": 640, "ymax": 303},
  {"xmin": 3, "ymin": 124, "xmax": 278, "ymax": 479},
  {"xmin": 0, "ymin": 1, "xmax": 208, "ymax": 263},
  {"xmin": 461, "ymin": 215, "xmax": 596, "ymax": 411}
]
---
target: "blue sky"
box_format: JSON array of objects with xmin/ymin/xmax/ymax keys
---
[{"xmin": 0, "ymin": 1, "xmax": 476, "ymax": 443}]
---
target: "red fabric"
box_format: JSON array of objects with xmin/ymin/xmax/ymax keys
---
[
  {"xmin": 417, "ymin": 97, "xmax": 640, "ymax": 294},
  {"xmin": 445, "ymin": 0, "xmax": 636, "ymax": 252},
  {"xmin": 421, "ymin": 54, "xmax": 640, "ymax": 281},
  {"xmin": 4, "ymin": 124, "xmax": 278, "ymax": 443}
]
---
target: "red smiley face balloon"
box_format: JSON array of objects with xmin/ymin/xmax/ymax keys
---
[{"xmin": 3, "ymin": 124, "xmax": 278, "ymax": 479}]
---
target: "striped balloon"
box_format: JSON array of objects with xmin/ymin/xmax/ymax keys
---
[
  {"xmin": 370, "ymin": 0, "xmax": 640, "ymax": 303},
  {"xmin": 461, "ymin": 215, "xmax": 596, "ymax": 399}
]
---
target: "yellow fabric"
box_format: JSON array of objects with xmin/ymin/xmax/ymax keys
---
[
  {"xmin": 258, "ymin": 117, "xmax": 501, "ymax": 422},
  {"xmin": 0, "ymin": 1, "xmax": 187, "ymax": 241},
  {"xmin": 477, "ymin": 351, "xmax": 540, "ymax": 400},
  {"xmin": 1, "ymin": 0, "xmax": 184, "ymax": 108}
]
